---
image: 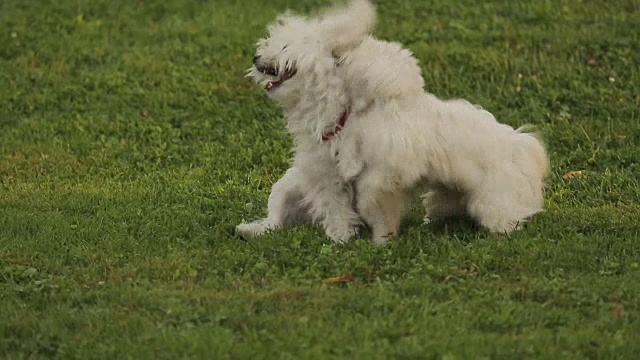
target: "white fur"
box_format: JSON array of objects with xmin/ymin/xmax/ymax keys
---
[{"xmin": 236, "ymin": 0, "xmax": 549, "ymax": 244}]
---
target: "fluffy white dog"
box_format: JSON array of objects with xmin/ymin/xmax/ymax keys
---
[{"xmin": 236, "ymin": 0, "xmax": 549, "ymax": 244}]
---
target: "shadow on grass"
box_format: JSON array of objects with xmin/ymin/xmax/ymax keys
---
[
  {"xmin": 224, "ymin": 214, "xmax": 487, "ymax": 246},
  {"xmin": 401, "ymin": 214, "xmax": 485, "ymax": 241}
]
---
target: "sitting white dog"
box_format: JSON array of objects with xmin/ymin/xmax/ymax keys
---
[{"xmin": 236, "ymin": 0, "xmax": 549, "ymax": 244}]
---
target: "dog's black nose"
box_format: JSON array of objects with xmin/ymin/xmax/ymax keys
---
[{"xmin": 252, "ymin": 55, "xmax": 260, "ymax": 64}]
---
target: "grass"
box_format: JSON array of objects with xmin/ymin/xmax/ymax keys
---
[{"xmin": 1, "ymin": 0, "xmax": 639, "ymax": 358}]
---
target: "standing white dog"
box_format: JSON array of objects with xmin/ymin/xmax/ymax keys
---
[{"xmin": 236, "ymin": 0, "xmax": 549, "ymax": 244}]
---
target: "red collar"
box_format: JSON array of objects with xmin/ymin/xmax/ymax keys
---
[{"xmin": 321, "ymin": 110, "xmax": 349, "ymax": 142}]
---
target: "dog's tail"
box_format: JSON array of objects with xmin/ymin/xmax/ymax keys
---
[
  {"xmin": 516, "ymin": 125, "xmax": 550, "ymax": 180},
  {"xmin": 318, "ymin": 0, "xmax": 376, "ymax": 55}
]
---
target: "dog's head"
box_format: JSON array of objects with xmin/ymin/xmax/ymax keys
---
[{"xmin": 248, "ymin": 0, "xmax": 376, "ymax": 107}]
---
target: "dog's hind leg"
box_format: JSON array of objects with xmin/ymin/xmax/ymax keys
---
[
  {"xmin": 466, "ymin": 189, "xmax": 535, "ymax": 234},
  {"xmin": 422, "ymin": 188, "xmax": 467, "ymax": 224},
  {"xmin": 236, "ymin": 167, "xmax": 310, "ymax": 239},
  {"xmin": 465, "ymin": 169, "xmax": 543, "ymax": 234}
]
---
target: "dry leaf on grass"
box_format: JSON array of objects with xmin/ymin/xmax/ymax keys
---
[
  {"xmin": 613, "ymin": 304, "xmax": 623, "ymax": 316},
  {"xmin": 562, "ymin": 170, "xmax": 585, "ymax": 179},
  {"xmin": 323, "ymin": 274, "xmax": 353, "ymax": 283}
]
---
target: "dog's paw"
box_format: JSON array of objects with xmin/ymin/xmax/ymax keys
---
[
  {"xmin": 325, "ymin": 225, "xmax": 358, "ymax": 244},
  {"xmin": 235, "ymin": 221, "xmax": 272, "ymax": 240},
  {"xmin": 486, "ymin": 220, "xmax": 525, "ymax": 235},
  {"xmin": 371, "ymin": 231, "xmax": 396, "ymax": 245}
]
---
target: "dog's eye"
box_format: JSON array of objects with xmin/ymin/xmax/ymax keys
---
[{"xmin": 282, "ymin": 45, "xmax": 289, "ymax": 51}]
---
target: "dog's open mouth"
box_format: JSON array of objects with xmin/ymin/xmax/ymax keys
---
[
  {"xmin": 255, "ymin": 63, "xmax": 297, "ymax": 90},
  {"xmin": 264, "ymin": 70, "xmax": 295, "ymax": 90}
]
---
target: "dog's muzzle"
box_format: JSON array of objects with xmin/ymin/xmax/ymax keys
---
[{"xmin": 252, "ymin": 55, "xmax": 297, "ymax": 90}]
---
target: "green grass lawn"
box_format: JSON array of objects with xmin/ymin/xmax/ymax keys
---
[{"xmin": 1, "ymin": 0, "xmax": 639, "ymax": 358}]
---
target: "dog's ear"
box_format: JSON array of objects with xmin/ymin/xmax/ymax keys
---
[
  {"xmin": 268, "ymin": 11, "xmax": 306, "ymax": 34},
  {"xmin": 318, "ymin": 0, "xmax": 376, "ymax": 57}
]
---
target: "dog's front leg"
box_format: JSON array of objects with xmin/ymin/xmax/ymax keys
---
[
  {"xmin": 236, "ymin": 167, "xmax": 310, "ymax": 239},
  {"xmin": 301, "ymin": 175, "xmax": 361, "ymax": 243},
  {"xmin": 355, "ymin": 170, "xmax": 407, "ymax": 244},
  {"xmin": 317, "ymin": 187, "xmax": 361, "ymax": 243},
  {"xmin": 332, "ymin": 138, "xmax": 364, "ymax": 183}
]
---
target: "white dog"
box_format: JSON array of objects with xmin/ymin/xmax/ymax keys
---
[{"xmin": 236, "ymin": 0, "xmax": 549, "ymax": 244}]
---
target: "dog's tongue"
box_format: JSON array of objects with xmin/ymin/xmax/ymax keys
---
[
  {"xmin": 265, "ymin": 77, "xmax": 281, "ymax": 90},
  {"xmin": 264, "ymin": 72, "xmax": 289, "ymax": 90},
  {"xmin": 264, "ymin": 80, "xmax": 276, "ymax": 90}
]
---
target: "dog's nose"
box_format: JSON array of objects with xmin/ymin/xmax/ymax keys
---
[{"xmin": 252, "ymin": 55, "xmax": 260, "ymax": 64}]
